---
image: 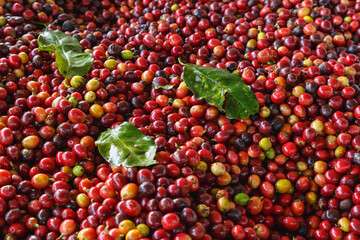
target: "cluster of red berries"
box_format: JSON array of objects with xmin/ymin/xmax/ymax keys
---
[{"xmin": 1, "ymin": 0, "xmax": 360, "ymax": 239}]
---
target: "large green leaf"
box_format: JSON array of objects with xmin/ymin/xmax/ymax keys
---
[
  {"xmin": 182, "ymin": 63, "xmax": 259, "ymax": 119},
  {"xmin": 38, "ymin": 29, "xmax": 93, "ymax": 79},
  {"xmin": 95, "ymin": 122, "xmax": 157, "ymax": 167}
]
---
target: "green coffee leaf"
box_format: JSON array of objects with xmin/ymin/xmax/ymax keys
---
[
  {"xmin": 181, "ymin": 62, "xmax": 259, "ymax": 119},
  {"xmin": 95, "ymin": 122, "xmax": 157, "ymax": 167},
  {"xmin": 38, "ymin": 29, "xmax": 93, "ymax": 79}
]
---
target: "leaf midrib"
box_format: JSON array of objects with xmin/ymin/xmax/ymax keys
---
[
  {"xmin": 189, "ymin": 64, "xmax": 248, "ymax": 108},
  {"xmin": 41, "ymin": 30, "xmax": 86, "ymax": 78},
  {"xmin": 112, "ymin": 127, "xmax": 144, "ymax": 163},
  {"xmin": 50, "ymin": 30, "xmax": 73, "ymax": 78},
  {"xmin": 191, "ymin": 65, "xmax": 227, "ymax": 94}
]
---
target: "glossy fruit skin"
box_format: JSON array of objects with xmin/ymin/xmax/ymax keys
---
[
  {"xmin": 1, "ymin": 0, "xmax": 360, "ymax": 240},
  {"xmin": 231, "ymin": 225, "xmax": 246, "ymax": 240},
  {"xmin": 0, "ymin": 128, "xmax": 14, "ymax": 146},
  {"xmin": 0, "ymin": 169, "xmax": 12, "ymax": 186},
  {"xmin": 78, "ymin": 228, "xmax": 97, "ymax": 240},
  {"xmin": 161, "ymin": 213, "xmax": 180, "ymax": 230},
  {"xmin": 59, "ymin": 219, "xmax": 77, "ymax": 235},
  {"xmin": 283, "ymin": 217, "xmax": 299, "ymax": 231},
  {"xmin": 282, "ymin": 142, "xmax": 297, "ymax": 157}
]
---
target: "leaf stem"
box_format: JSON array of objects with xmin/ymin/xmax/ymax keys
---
[{"xmin": 178, "ymin": 58, "xmax": 184, "ymax": 65}]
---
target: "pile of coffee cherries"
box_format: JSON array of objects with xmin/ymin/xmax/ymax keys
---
[{"xmin": 1, "ymin": 0, "xmax": 360, "ymax": 239}]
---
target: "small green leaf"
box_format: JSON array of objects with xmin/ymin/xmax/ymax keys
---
[
  {"xmin": 95, "ymin": 122, "xmax": 157, "ymax": 167},
  {"xmin": 38, "ymin": 29, "xmax": 94, "ymax": 79},
  {"xmin": 181, "ymin": 62, "xmax": 259, "ymax": 119},
  {"xmin": 153, "ymin": 84, "xmax": 174, "ymax": 90}
]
